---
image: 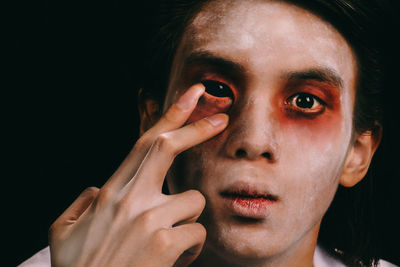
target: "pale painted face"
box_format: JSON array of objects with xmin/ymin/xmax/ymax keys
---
[{"xmin": 164, "ymin": 0, "xmax": 357, "ymax": 264}]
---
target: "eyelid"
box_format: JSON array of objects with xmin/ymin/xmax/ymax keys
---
[
  {"xmin": 285, "ymin": 93, "xmax": 326, "ymax": 115},
  {"xmin": 200, "ymin": 76, "xmax": 237, "ymax": 101},
  {"xmin": 285, "ymin": 81, "xmax": 338, "ymax": 106},
  {"xmin": 202, "ymin": 91, "xmax": 234, "ymax": 109}
]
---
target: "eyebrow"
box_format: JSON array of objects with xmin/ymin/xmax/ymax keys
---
[
  {"xmin": 284, "ymin": 68, "xmax": 344, "ymax": 89},
  {"xmin": 184, "ymin": 50, "xmax": 344, "ymax": 89},
  {"xmin": 184, "ymin": 50, "xmax": 246, "ymax": 75}
]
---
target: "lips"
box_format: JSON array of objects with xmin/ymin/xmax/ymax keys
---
[{"xmin": 220, "ymin": 185, "xmax": 278, "ymax": 219}]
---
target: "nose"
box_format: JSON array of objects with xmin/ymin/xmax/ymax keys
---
[{"xmin": 222, "ymin": 96, "xmax": 280, "ymax": 162}]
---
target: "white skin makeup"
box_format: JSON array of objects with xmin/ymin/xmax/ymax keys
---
[{"xmin": 163, "ymin": 0, "xmax": 358, "ymax": 266}]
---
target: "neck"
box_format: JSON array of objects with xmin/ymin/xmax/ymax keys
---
[{"xmin": 191, "ymin": 223, "xmax": 320, "ymax": 267}]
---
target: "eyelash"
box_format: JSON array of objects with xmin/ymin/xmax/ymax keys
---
[{"xmin": 285, "ymin": 93, "xmax": 326, "ymax": 115}]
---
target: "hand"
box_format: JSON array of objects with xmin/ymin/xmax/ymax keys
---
[{"xmin": 48, "ymin": 84, "xmax": 229, "ymax": 267}]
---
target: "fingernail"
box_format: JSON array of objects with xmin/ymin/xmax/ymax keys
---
[
  {"xmin": 175, "ymin": 84, "xmax": 204, "ymax": 110},
  {"xmin": 205, "ymin": 114, "xmax": 229, "ymax": 126}
]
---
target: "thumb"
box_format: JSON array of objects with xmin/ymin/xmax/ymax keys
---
[{"xmin": 49, "ymin": 187, "xmax": 99, "ymax": 238}]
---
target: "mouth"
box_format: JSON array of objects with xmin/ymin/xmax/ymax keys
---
[{"xmin": 220, "ymin": 186, "xmax": 278, "ymax": 219}]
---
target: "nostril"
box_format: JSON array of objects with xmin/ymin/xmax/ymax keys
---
[
  {"xmin": 262, "ymin": 152, "xmax": 272, "ymax": 160},
  {"xmin": 233, "ymin": 148, "xmax": 275, "ymax": 161},
  {"xmin": 235, "ymin": 149, "xmax": 247, "ymax": 158}
]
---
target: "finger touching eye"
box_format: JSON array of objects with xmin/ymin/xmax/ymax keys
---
[
  {"xmin": 186, "ymin": 80, "xmax": 234, "ymax": 123},
  {"xmin": 197, "ymin": 80, "xmax": 235, "ymax": 112},
  {"xmin": 286, "ymin": 93, "xmax": 325, "ymax": 114}
]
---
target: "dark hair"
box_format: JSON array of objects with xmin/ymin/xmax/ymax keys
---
[{"xmin": 142, "ymin": 0, "xmax": 388, "ymax": 266}]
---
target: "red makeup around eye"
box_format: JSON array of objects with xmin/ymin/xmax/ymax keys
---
[
  {"xmin": 276, "ymin": 81, "xmax": 343, "ymax": 138},
  {"xmin": 284, "ymin": 81, "xmax": 341, "ymax": 109}
]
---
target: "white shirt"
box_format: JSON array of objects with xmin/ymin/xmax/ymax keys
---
[{"xmin": 19, "ymin": 245, "xmax": 398, "ymax": 267}]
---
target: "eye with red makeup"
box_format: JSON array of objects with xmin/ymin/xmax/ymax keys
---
[
  {"xmin": 186, "ymin": 79, "xmax": 235, "ymax": 123},
  {"xmin": 201, "ymin": 80, "xmax": 235, "ymax": 107},
  {"xmin": 285, "ymin": 92, "xmax": 326, "ymax": 116},
  {"xmin": 281, "ymin": 80, "xmax": 341, "ymax": 120}
]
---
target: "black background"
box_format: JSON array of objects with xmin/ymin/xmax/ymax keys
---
[{"xmin": 9, "ymin": 1, "xmax": 400, "ymax": 266}]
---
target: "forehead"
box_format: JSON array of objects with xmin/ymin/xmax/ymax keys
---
[{"xmin": 177, "ymin": 0, "xmax": 357, "ymax": 89}]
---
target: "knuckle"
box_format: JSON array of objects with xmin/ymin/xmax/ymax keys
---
[
  {"xmin": 193, "ymin": 223, "xmax": 207, "ymax": 241},
  {"xmin": 186, "ymin": 190, "xmax": 206, "ymax": 208},
  {"xmin": 114, "ymin": 197, "xmax": 132, "ymax": 218},
  {"xmin": 154, "ymin": 229, "xmax": 173, "ymax": 250},
  {"xmin": 137, "ymin": 210, "xmax": 157, "ymax": 232},
  {"xmin": 96, "ymin": 187, "xmax": 114, "ymax": 207},
  {"xmin": 85, "ymin": 186, "xmax": 100, "ymax": 193},
  {"xmin": 192, "ymin": 119, "xmax": 213, "ymax": 135},
  {"xmin": 135, "ymin": 133, "xmax": 152, "ymax": 150},
  {"xmin": 154, "ymin": 133, "xmax": 175, "ymax": 154}
]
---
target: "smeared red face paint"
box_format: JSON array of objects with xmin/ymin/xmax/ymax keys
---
[{"xmin": 163, "ymin": 0, "xmax": 358, "ymax": 265}]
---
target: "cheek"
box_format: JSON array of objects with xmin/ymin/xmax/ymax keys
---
[
  {"xmin": 283, "ymin": 112, "xmax": 344, "ymax": 144},
  {"xmin": 278, "ymin": 113, "xmax": 351, "ymax": 220},
  {"xmin": 168, "ymin": 133, "xmax": 224, "ymax": 193},
  {"xmin": 280, "ymin": 109, "xmax": 350, "ymax": 181}
]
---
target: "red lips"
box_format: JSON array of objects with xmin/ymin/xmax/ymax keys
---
[{"xmin": 220, "ymin": 186, "xmax": 278, "ymax": 219}]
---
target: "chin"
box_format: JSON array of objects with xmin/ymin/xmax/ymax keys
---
[
  {"xmin": 199, "ymin": 198, "xmax": 321, "ymax": 266},
  {"xmin": 200, "ymin": 210, "xmax": 289, "ymax": 263}
]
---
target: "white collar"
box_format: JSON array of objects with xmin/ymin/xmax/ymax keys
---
[{"xmin": 313, "ymin": 245, "xmax": 345, "ymax": 267}]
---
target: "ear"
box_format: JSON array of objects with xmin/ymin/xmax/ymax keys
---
[
  {"xmin": 340, "ymin": 125, "xmax": 382, "ymax": 187},
  {"xmin": 138, "ymin": 88, "xmax": 161, "ymax": 136}
]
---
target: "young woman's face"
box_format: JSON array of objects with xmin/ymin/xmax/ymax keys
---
[{"xmin": 164, "ymin": 0, "xmax": 357, "ymax": 263}]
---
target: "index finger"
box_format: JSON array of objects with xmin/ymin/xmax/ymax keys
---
[{"xmin": 102, "ymin": 84, "xmax": 205, "ymax": 194}]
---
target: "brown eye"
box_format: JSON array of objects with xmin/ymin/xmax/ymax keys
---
[
  {"xmin": 201, "ymin": 80, "xmax": 234, "ymax": 100},
  {"xmin": 287, "ymin": 93, "xmax": 325, "ymax": 113}
]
